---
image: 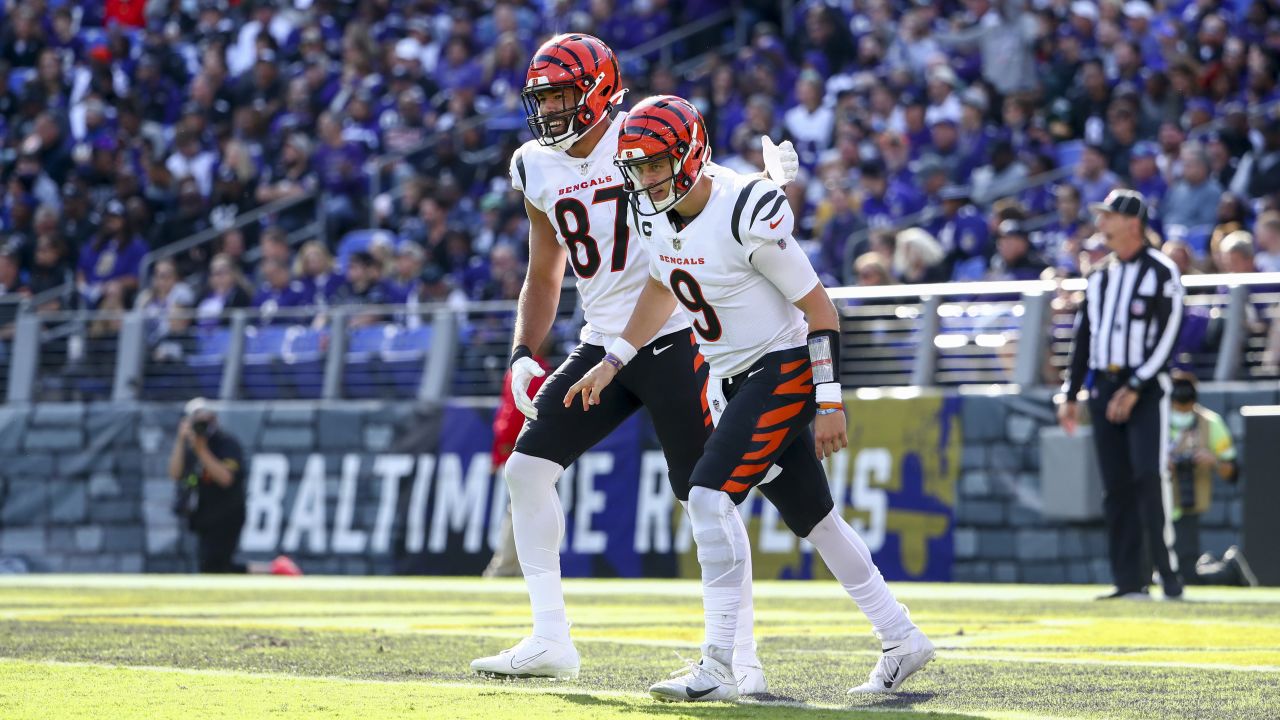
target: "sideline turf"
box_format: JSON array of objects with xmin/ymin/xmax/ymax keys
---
[{"xmin": 1, "ymin": 576, "xmax": 1277, "ymax": 719}]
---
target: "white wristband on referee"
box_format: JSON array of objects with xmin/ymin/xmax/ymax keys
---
[
  {"xmin": 606, "ymin": 337, "xmax": 638, "ymax": 366},
  {"xmin": 815, "ymin": 382, "xmax": 842, "ymax": 405}
]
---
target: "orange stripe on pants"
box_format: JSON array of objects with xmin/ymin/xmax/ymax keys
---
[
  {"xmin": 721, "ymin": 479, "xmax": 751, "ymax": 493},
  {"xmin": 731, "ymin": 461, "xmax": 771, "ymax": 478},
  {"xmin": 741, "ymin": 428, "xmax": 787, "ymax": 460},
  {"xmin": 756, "ymin": 400, "xmax": 805, "ymax": 429},
  {"xmin": 773, "ymin": 369, "xmax": 813, "ymax": 396}
]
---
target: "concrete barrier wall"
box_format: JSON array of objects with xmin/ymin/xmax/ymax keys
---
[
  {"xmin": 951, "ymin": 387, "xmax": 1273, "ymax": 583},
  {"xmin": 0, "ymin": 386, "xmax": 1269, "ymax": 580}
]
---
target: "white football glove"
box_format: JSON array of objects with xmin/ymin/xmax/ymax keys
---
[
  {"xmin": 762, "ymin": 136, "xmax": 800, "ymax": 186},
  {"xmin": 510, "ymin": 356, "xmax": 546, "ymax": 421}
]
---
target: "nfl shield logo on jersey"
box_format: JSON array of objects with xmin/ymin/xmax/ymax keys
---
[
  {"xmin": 673, "ymin": 237, "xmax": 682, "ymax": 251},
  {"xmin": 777, "ymin": 238, "xmax": 787, "ymax": 250}
]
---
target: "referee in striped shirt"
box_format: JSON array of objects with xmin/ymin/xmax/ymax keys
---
[{"xmin": 1057, "ymin": 189, "xmax": 1185, "ymax": 601}]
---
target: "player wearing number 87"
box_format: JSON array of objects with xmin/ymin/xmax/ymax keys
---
[
  {"xmin": 472, "ymin": 34, "xmax": 799, "ymax": 692},
  {"xmin": 566, "ymin": 95, "xmax": 935, "ymax": 702}
]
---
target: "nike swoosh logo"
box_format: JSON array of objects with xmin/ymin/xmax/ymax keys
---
[
  {"xmin": 748, "ymin": 368, "xmax": 764, "ymax": 377},
  {"xmin": 768, "ymin": 217, "xmax": 783, "ymax": 230},
  {"xmin": 685, "ymin": 686, "xmax": 716, "ymax": 699},
  {"xmin": 653, "ymin": 344, "xmax": 673, "ymax": 355},
  {"xmin": 510, "ymin": 649, "xmax": 548, "ymax": 669},
  {"xmin": 882, "ymin": 645, "xmax": 901, "ymax": 653},
  {"xmin": 883, "ymin": 664, "xmax": 900, "ymax": 689}
]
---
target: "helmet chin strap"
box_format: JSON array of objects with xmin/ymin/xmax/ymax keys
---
[{"xmin": 647, "ymin": 179, "xmax": 680, "ymax": 213}]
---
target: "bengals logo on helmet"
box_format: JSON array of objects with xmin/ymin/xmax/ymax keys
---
[
  {"xmin": 522, "ymin": 34, "xmax": 622, "ymax": 151},
  {"xmin": 614, "ymin": 95, "xmax": 710, "ymax": 216}
]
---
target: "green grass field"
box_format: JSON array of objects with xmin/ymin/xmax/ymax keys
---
[{"xmin": 1, "ymin": 576, "xmax": 1278, "ymax": 719}]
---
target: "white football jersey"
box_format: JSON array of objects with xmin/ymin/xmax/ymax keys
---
[
  {"xmin": 636, "ymin": 165, "xmax": 815, "ymax": 377},
  {"xmin": 511, "ymin": 113, "xmax": 686, "ymax": 346}
]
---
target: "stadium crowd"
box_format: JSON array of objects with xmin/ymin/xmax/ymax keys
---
[{"xmin": 1, "ymin": 0, "xmax": 1279, "ymax": 380}]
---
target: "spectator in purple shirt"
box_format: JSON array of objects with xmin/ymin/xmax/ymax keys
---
[
  {"xmin": 77, "ymin": 199, "xmax": 148, "ymax": 308},
  {"xmin": 859, "ymin": 158, "xmax": 925, "ymax": 230},
  {"xmin": 252, "ymin": 257, "xmax": 307, "ymax": 326},
  {"xmin": 1128, "ymin": 141, "xmax": 1168, "ymax": 212},
  {"xmin": 294, "ymin": 241, "xmax": 343, "ymax": 307},
  {"xmin": 381, "ymin": 242, "xmax": 426, "ymax": 305},
  {"xmin": 1072, "ymin": 143, "xmax": 1121, "ymax": 206},
  {"xmin": 436, "ymin": 36, "xmax": 482, "ymax": 93},
  {"xmin": 313, "ymin": 112, "xmax": 367, "ymax": 240}
]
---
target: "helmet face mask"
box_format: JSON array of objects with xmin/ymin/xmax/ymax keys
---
[
  {"xmin": 617, "ymin": 152, "xmax": 683, "ymax": 215},
  {"xmin": 522, "ymin": 79, "xmax": 595, "ymax": 150},
  {"xmin": 615, "ymin": 96, "xmax": 709, "ymax": 217}
]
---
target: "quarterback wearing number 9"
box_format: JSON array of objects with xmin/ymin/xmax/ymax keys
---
[
  {"xmin": 565, "ymin": 95, "xmax": 936, "ymax": 702},
  {"xmin": 470, "ymin": 33, "xmax": 799, "ymax": 692}
]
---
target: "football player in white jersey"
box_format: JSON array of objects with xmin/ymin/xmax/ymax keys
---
[
  {"xmin": 566, "ymin": 95, "xmax": 936, "ymax": 702},
  {"xmin": 470, "ymin": 34, "xmax": 798, "ymax": 691}
]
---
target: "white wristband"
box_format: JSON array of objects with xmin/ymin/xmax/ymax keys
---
[
  {"xmin": 815, "ymin": 382, "xmax": 842, "ymax": 405},
  {"xmin": 606, "ymin": 337, "xmax": 638, "ymax": 366}
]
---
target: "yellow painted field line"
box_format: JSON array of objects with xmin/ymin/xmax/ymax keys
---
[{"xmin": 4, "ymin": 575, "xmax": 1279, "ymax": 605}]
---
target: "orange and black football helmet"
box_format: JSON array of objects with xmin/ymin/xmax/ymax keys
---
[
  {"xmin": 522, "ymin": 33, "xmax": 622, "ymax": 151},
  {"xmin": 614, "ymin": 95, "xmax": 710, "ymax": 215}
]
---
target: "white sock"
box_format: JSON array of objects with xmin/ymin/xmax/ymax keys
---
[
  {"xmin": 732, "ymin": 504, "xmax": 759, "ymax": 667},
  {"xmin": 685, "ymin": 498, "xmax": 758, "ymax": 667},
  {"xmin": 505, "ymin": 452, "xmax": 570, "ymax": 644},
  {"xmin": 688, "ymin": 486, "xmax": 747, "ymax": 658},
  {"xmin": 805, "ymin": 509, "xmax": 915, "ymax": 639}
]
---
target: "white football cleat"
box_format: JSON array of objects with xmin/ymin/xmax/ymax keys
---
[
  {"xmin": 734, "ymin": 660, "xmax": 768, "ymax": 696},
  {"xmin": 848, "ymin": 627, "xmax": 935, "ymax": 694},
  {"xmin": 650, "ymin": 651, "xmax": 740, "ymax": 702},
  {"xmin": 471, "ymin": 635, "xmax": 580, "ymax": 680}
]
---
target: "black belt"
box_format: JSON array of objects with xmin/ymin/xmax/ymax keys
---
[{"xmin": 1096, "ymin": 365, "xmax": 1131, "ymax": 382}]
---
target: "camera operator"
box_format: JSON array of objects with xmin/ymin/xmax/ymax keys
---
[
  {"xmin": 168, "ymin": 398, "xmax": 301, "ymax": 575},
  {"xmin": 1166, "ymin": 372, "xmax": 1257, "ymax": 586}
]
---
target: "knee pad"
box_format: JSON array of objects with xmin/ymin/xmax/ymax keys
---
[
  {"xmin": 689, "ymin": 487, "xmax": 740, "ymax": 570},
  {"xmin": 504, "ymin": 452, "xmax": 563, "ymax": 503}
]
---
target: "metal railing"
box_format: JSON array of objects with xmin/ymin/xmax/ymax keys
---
[
  {"xmin": 827, "ymin": 272, "xmax": 1280, "ymax": 388},
  {"xmin": 4, "ymin": 273, "xmax": 1278, "ymax": 404}
]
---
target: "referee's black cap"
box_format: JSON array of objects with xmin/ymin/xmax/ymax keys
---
[{"xmin": 1089, "ymin": 188, "xmax": 1146, "ymax": 220}]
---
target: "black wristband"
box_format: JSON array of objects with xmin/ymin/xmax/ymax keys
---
[
  {"xmin": 806, "ymin": 329, "xmax": 841, "ymax": 384},
  {"xmin": 1127, "ymin": 375, "xmax": 1145, "ymax": 392},
  {"xmin": 510, "ymin": 344, "xmax": 533, "ymax": 367}
]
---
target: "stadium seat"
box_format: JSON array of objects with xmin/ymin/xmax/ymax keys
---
[
  {"xmin": 382, "ymin": 325, "xmax": 433, "ymax": 361},
  {"xmin": 242, "ymin": 325, "xmax": 292, "ymax": 399},
  {"xmin": 188, "ymin": 328, "xmax": 232, "ymax": 364},
  {"xmin": 243, "ymin": 325, "xmax": 291, "ymax": 364},
  {"xmin": 383, "ymin": 325, "xmax": 434, "ymax": 394},
  {"xmin": 344, "ymin": 324, "xmax": 393, "ymax": 398},
  {"xmin": 282, "ymin": 327, "xmax": 329, "ymax": 399},
  {"xmin": 335, "ymin": 230, "xmax": 397, "ymax": 272},
  {"xmin": 187, "ymin": 328, "xmax": 232, "ymax": 397}
]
